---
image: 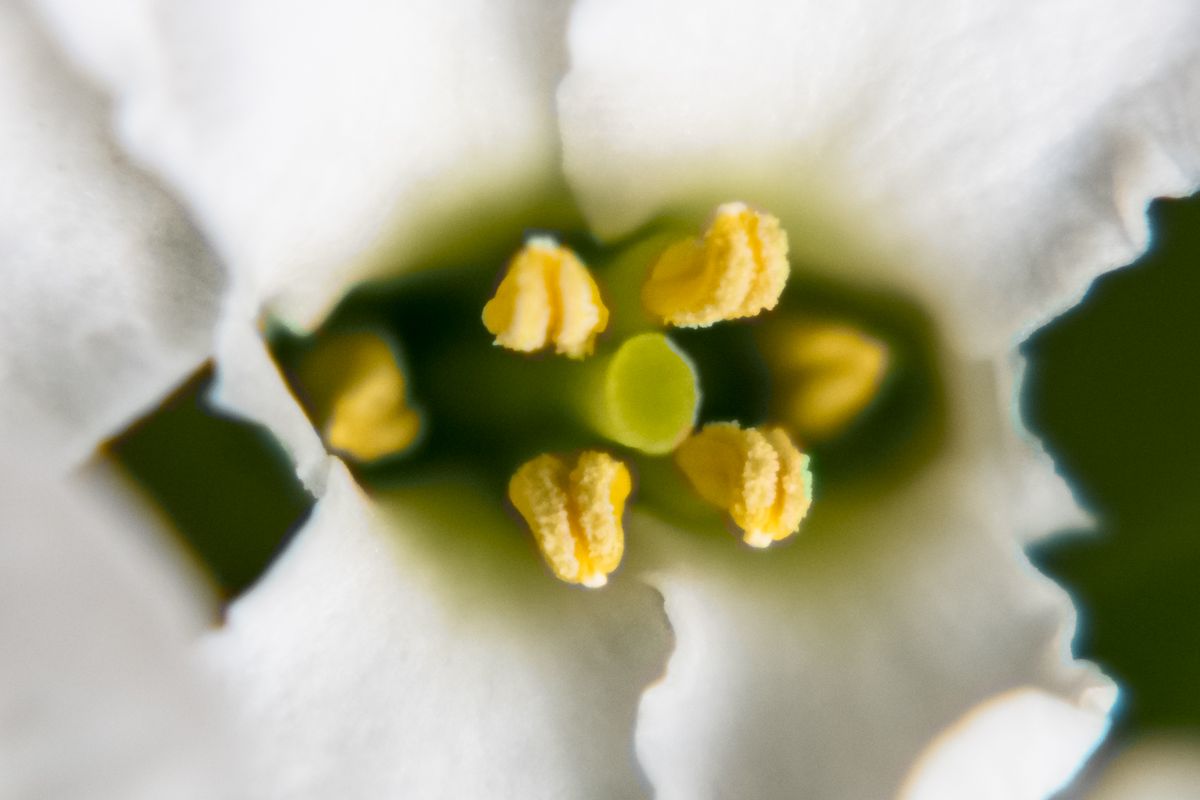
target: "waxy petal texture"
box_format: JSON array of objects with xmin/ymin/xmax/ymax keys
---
[
  {"xmin": 34, "ymin": 0, "xmax": 571, "ymax": 330},
  {"xmin": 203, "ymin": 461, "xmax": 671, "ymax": 799},
  {"xmin": 558, "ymin": 0, "xmax": 1200, "ymax": 355},
  {"xmin": 0, "ymin": 459, "xmax": 240, "ymax": 799},
  {"xmin": 1, "ymin": 2, "xmax": 221, "ymax": 468}
]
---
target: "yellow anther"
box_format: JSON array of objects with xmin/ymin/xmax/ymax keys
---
[
  {"xmin": 760, "ymin": 320, "xmax": 889, "ymax": 439},
  {"xmin": 508, "ymin": 450, "xmax": 632, "ymax": 587},
  {"xmin": 482, "ymin": 237, "xmax": 609, "ymax": 358},
  {"xmin": 299, "ymin": 332, "xmax": 421, "ymax": 461},
  {"xmin": 674, "ymin": 422, "xmax": 812, "ymax": 547},
  {"xmin": 642, "ymin": 202, "xmax": 790, "ymax": 328}
]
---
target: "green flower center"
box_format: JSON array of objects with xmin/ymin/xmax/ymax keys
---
[{"xmin": 268, "ymin": 203, "xmax": 945, "ymax": 587}]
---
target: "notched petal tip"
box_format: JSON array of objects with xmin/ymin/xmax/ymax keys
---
[
  {"xmin": 483, "ymin": 238, "xmax": 609, "ymax": 358},
  {"xmin": 642, "ymin": 203, "xmax": 790, "ymax": 328},
  {"xmin": 508, "ymin": 450, "xmax": 631, "ymax": 586},
  {"xmin": 674, "ymin": 422, "xmax": 811, "ymax": 546}
]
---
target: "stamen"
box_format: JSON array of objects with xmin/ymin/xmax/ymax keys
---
[
  {"xmin": 482, "ymin": 237, "xmax": 609, "ymax": 358},
  {"xmin": 300, "ymin": 332, "xmax": 421, "ymax": 461},
  {"xmin": 761, "ymin": 321, "xmax": 889, "ymax": 439},
  {"xmin": 508, "ymin": 450, "xmax": 632, "ymax": 587},
  {"xmin": 642, "ymin": 202, "xmax": 790, "ymax": 328},
  {"xmin": 674, "ymin": 422, "xmax": 812, "ymax": 547}
]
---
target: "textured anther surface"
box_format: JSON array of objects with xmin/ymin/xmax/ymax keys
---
[
  {"xmin": 482, "ymin": 238, "xmax": 609, "ymax": 358},
  {"xmin": 642, "ymin": 203, "xmax": 790, "ymax": 328},
  {"xmin": 675, "ymin": 422, "xmax": 812, "ymax": 546},
  {"xmin": 508, "ymin": 450, "xmax": 632, "ymax": 586}
]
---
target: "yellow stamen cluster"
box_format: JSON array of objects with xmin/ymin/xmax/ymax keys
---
[
  {"xmin": 674, "ymin": 422, "xmax": 812, "ymax": 547},
  {"xmin": 482, "ymin": 237, "xmax": 609, "ymax": 358},
  {"xmin": 284, "ymin": 202, "xmax": 871, "ymax": 587},
  {"xmin": 302, "ymin": 332, "xmax": 422, "ymax": 462},
  {"xmin": 761, "ymin": 321, "xmax": 890, "ymax": 439},
  {"xmin": 476, "ymin": 205, "xmax": 833, "ymax": 584},
  {"xmin": 508, "ymin": 450, "xmax": 632, "ymax": 587},
  {"xmin": 642, "ymin": 202, "xmax": 790, "ymax": 328}
]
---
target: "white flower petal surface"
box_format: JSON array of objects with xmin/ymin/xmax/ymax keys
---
[
  {"xmin": 0, "ymin": 1, "xmax": 221, "ymax": 468},
  {"xmin": 999, "ymin": 354, "xmax": 1093, "ymax": 542},
  {"xmin": 898, "ymin": 687, "xmax": 1111, "ymax": 800},
  {"xmin": 0, "ymin": 458, "xmax": 240, "ymax": 799},
  {"xmin": 558, "ymin": 0, "xmax": 1200, "ymax": 355},
  {"xmin": 35, "ymin": 0, "xmax": 572, "ymax": 331},
  {"xmin": 628, "ymin": 353, "xmax": 1113, "ymax": 799},
  {"xmin": 202, "ymin": 460, "xmax": 671, "ymax": 799},
  {"xmin": 209, "ymin": 314, "xmax": 330, "ymax": 493}
]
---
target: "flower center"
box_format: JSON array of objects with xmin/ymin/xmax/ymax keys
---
[{"xmin": 269, "ymin": 202, "xmax": 943, "ymax": 588}]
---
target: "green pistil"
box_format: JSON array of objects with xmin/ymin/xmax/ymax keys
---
[
  {"xmin": 585, "ymin": 333, "xmax": 700, "ymax": 455},
  {"xmin": 593, "ymin": 230, "xmax": 680, "ymax": 338}
]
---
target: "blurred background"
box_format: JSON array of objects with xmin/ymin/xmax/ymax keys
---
[
  {"xmin": 1025, "ymin": 193, "xmax": 1200, "ymax": 793},
  {"xmin": 109, "ymin": 193, "xmax": 1200, "ymax": 794}
]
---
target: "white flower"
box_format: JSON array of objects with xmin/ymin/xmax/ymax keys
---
[{"xmin": 3, "ymin": 0, "xmax": 1199, "ymax": 798}]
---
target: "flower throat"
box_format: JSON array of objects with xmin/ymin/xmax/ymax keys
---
[{"xmin": 270, "ymin": 203, "xmax": 944, "ymax": 587}]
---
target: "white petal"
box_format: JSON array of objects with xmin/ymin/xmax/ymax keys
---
[
  {"xmin": 998, "ymin": 354, "xmax": 1093, "ymax": 542},
  {"xmin": 630, "ymin": 352, "xmax": 1112, "ymax": 799},
  {"xmin": 558, "ymin": 0, "xmax": 1200, "ymax": 355},
  {"xmin": 898, "ymin": 687, "xmax": 1111, "ymax": 800},
  {"xmin": 0, "ymin": 458, "xmax": 241, "ymax": 799},
  {"xmin": 0, "ymin": 2, "xmax": 221, "ymax": 468},
  {"xmin": 209, "ymin": 312, "xmax": 330, "ymax": 493},
  {"xmin": 945, "ymin": 354, "xmax": 1092, "ymax": 544},
  {"xmin": 630, "ymin": 484, "xmax": 1110, "ymax": 799},
  {"xmin": 202, "ymin": 460, "xmax": 671, "ymax": 798},
  {"xmin": 35, "ymin": 0, "xmax": 571, "ymax": 330},
  {"xmin": 1089, "ymin": 737, "xmax": 1200, "ymax": 799}
]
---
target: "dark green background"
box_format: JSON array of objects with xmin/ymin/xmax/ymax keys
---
[
  {"xmin": 110, "ymin": 194, "xmax": 1200, "ymax": 776},
  {"xmin": 1025, "ymin": 194, "xmax": 1200, "ymax": 759}
]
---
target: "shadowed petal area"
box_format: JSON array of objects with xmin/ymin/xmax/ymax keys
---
[
  {"xmin": 626, "ymin": 354, "xmax": 1111, "ymax": 799},
  {"xmin": 0, "ymin": 459, "xmax": 240, "ymax": 799},
  {"xmin": 0, "ymin": 2, "xmax": 222, "ymax": 468},
  {"xmin": 33, "ymin": 0, "xmax": 573, "ymax": 331},
  {"xmin": 201, "ymin": 461, "xmax": 671, "ymax": 799},
  {"xmin": 558, "ymin": 0, "xmax": 1200, "ymax": 356}
]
